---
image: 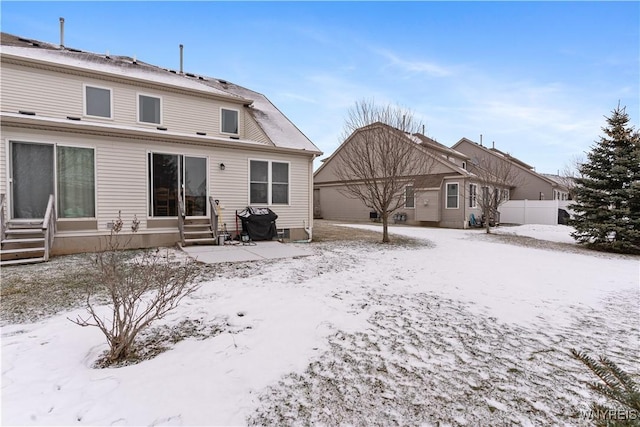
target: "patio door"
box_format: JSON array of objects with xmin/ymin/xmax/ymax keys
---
[
  {"xmin": 149, "ymin": 153, "xmax": 207, "ymax": 217},
  {"xmin": 184, "ymin": 156, "xmax": 207, "ymax": 216},
  {"xmin": 11, "ymin": 142, "xmax": 54, "ymax": 219}
]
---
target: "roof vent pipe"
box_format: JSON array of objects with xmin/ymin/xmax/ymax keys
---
[
  {"xmin": 422, "ymin": 124, "xmax": 425, "ymax": 135},
  {"xmin": 59, "ymin": 17, "xmax": 65, "ymax": 48},
  {"xmin": 179, "ymin": 44, "xmax": 184, "ymax": 74},
  {"xmin": 480, "ymin": 134, "xmax": 483, "ymax": 146},
  {"xmin": 492, "ymin": 141, "xmax": 495, "ymax": 149}
]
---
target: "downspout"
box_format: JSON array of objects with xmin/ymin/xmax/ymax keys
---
[{"xmin": 293, "ymin": 154, "xmax": 315, "ymax": 243}]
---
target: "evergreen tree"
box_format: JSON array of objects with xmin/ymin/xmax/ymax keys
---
[
  {"xmin": 570, "ymin": 104, "xmax": 640, "ymax": 254},
  {"xmin": 571, "ymin": 349, "xmax": 640, "ymax": 427}
]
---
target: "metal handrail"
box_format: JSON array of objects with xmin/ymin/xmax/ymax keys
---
[
  {"xmin": 42, "ymin": 194, "xmax": 56, "ymax": 261},
  {"xmin": 177, "ymin": 192, "xmax": 186, "ymax": 246},
  {"xmin": 0, "ymin": 194, "xmax": 6, "ymax": 242}
]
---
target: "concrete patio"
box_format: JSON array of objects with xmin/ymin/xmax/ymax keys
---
[{"xmin": 180, "ymin": 240, "xmax": 314, "ymax": 264}]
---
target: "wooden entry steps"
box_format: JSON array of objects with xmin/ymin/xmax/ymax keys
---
[
  {"xmin": 1, "ymin": 221, "xmax": 47, "ymax": 266},
  {"xmin": 182, "ymin": 218, "xmax": 217, "ymax": 246},
  {"xmin": 1, "ymin": 194, "xmax": 57, "ymax": 267}
]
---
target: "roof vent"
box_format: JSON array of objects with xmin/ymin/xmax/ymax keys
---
[
  {"xmin": 179, "ymin": 44, "xmax": 184, "ymax": 74},
  {"xmin": 18, "ymin": 110, "xmax": 36, "ymax": 115},
  {"xmin": 59, "ymin": 17, "xmax": 65, "ymax": 48},
  {"xmin": 186, "ymin": 72, "xmax": 196, "ymax": 78},
  {"xmin": 218, "ymin": 79, "xmax": 228, "ymax": 85}
]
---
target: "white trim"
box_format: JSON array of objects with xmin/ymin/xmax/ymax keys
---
[
  {"xmin": 248, "ymin": 158, "xmax": 290, "ymax": 206},
  {"xmin": 469, "ymin": 183, "xmax": 477, "ymax": 208},
  {"xmin": 445, "ymin": 182, "xmax": 459, "ymax": 209},
  {"xmin": 147, "ymin": 150, "xmax": 209, "ymax": 218},
  {"xmin": 405, "ymin": 185, "xmax": 415, "ymax": 209},
  {"xmin": 83, "ymin": 83, "xmax": 113, "ymax": 120},
  {"xmin": 7, "ymin": 139, "xmax": 98, "ymax": 220},
  {"xmin": 137, "ymin": 92, "xmax": 163, "ymax": 125},
  {"xmin": 56, "ymin": 144, "xmax": 97, "ymax": 220},
  {"xmin": 220, "ymin": 107, "xmax": 240, "ymax": 135},
  {"xmin": 183, "ymin": 155, "xmax": 209, "ymax": 218}
]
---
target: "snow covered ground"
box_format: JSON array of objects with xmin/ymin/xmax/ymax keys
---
[{"xmin": 2, "ymin": 224, "xmax": 638, "ymax": 426}]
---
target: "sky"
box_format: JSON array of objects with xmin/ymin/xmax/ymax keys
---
[{"xmin": 2, "ymin": 1, "xmax": 639, "ymax": 174}]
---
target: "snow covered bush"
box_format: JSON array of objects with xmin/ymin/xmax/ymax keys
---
[{"xmin": 70, "ymin": 212, "xmax": 201, "ymax": 365}]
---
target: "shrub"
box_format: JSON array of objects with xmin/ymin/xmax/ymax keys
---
[{"xmin": 70, "ymin": 212, "xmax": 201, "ymax": 364}]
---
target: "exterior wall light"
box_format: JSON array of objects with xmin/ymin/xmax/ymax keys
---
[{"xmin": 219, "ymin": 163, "xmax": 225, "ymax": 171}]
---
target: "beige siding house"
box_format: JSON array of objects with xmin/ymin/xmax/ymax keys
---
[
  {"xmin": 314, "ymin": 125, "xmax": 484, "ymax": 229},
  {"xmin": 0, "ymin": 33, "xmax": 321, "ymax": 263},
  {"xmin": 452, "ymin": 138, "xmax": 569, "ymax": 201}
]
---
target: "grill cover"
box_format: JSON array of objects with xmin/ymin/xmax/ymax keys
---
[{"xmin": 236, "ymin": 207, "xmax": 278, "ymax": 241}]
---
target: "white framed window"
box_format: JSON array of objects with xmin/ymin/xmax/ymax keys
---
[
  {"xmin": 462, "ymin": 161, "xmax": 467, "ymax": 170},
  {"xmin": 446, "ymin": 182, "xmax": 459, "ymax": 209},
  {"xmin": 221, "ymin": 108, "xmax": 239, "ymax": 134},
  {"xmin": 249, "ymin": 160, "xmax": 289, "ymax": 205},
  {"xmin": 469, "ymin": 183, "xmax": 477, "ymax": 208},
  {"xmin": 405, "ymin": 186, "xmax": 415, "ymax": 208},
  {"xmin": 501, "ymin": 189, "xmax": 510, "ymax": 202},
  {"xmin": 84, "ymin": 84, "xmax": 112, "ymax": 118},
  {"xmin": 138, "ymin": 93, "xmax": 162, "ymax": 124}
]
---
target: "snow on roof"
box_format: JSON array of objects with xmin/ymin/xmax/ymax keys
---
[
  {"xmin": 1, "ymin": 45, "xmax": 245, "ymax": 101},
  {"xmin": 1, "ymin": 32, "xmax": 321, "ymax": 155},
  {"xmin": 200, "ymin": 79, "xmax": 321, "ymax": 154}
]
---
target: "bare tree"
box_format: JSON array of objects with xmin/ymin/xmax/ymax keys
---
[
  {"xmin": 334, "ymin": 100, "xmax": 435, "ymax": 243},
  {"xmin": 468, "ymin": 153, "xmax": 524, "ymax": 233},
  {"xmin": 70, "ymin": 213, "xmax": 201, "ymax": 364},
  {"xmin": 561, "ymin": 154, "xmax": 585, "ymax": 200}
]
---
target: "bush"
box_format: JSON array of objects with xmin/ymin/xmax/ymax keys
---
[{"xmin": 70, "ymin": 212, "xmax": 201, "ymax": 365}]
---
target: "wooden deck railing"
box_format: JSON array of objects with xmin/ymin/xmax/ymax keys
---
[
  {"xmin": 177, "ymin": 193, "xmax": 186, "ymax": 246},
  {"xmin": 42, "ymin": 194, "xmax": 56, "ymax": 261},
  {"xmin": 0, "ymin": 193, "xmax": 6, "ymax": 242}
]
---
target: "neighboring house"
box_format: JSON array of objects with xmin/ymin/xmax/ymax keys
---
[
  {"xmin": 314, "ymin": 123, "xmax": 487, "ymax": 229},
  {"xmin": 0, "ymin": 32, "xmax": 321, "ymax": 264},
  {"xmin": 452, "ymin": 138, "xmax": 570, "ymax": 201},
  {"xmin": 542, "ymin": 173, "xmax": 575, "ymax": 200}
]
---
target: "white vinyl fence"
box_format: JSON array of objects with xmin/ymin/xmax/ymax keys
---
[{"xmin": 499, "ymin": 200, "xmax": 574, "ymax": 226}]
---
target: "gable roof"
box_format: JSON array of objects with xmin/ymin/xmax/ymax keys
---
[
  {"xmin": 0, "ymin": 32, "xmax": 321, "ymax": 155},
  {"xmin": 314, "ymin": 122, "xmax": 471, "ymax": 180},
  {"xmin": 412, "ymin": 133, "xmax": 470, "ymax": 161},
  {"xmin": 452, "ymin": 137, "xmax": 561, "ymax": 188}
]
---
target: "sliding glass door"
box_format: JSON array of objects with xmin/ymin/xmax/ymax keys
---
[
  {"xmin": 11, "ymin": 142, "xmax": 96, "ymax": 220},
  {"xmin": 11, "ymin": 142, "xmax": 54, "ymax": 219},
  {"xmin": 184, "ymin": 157, "xmax": 207, "ymax": 216},
  {"xmin": 149, "ymin": 153, "xmax": 207, "ymax": 217}
]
